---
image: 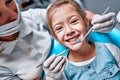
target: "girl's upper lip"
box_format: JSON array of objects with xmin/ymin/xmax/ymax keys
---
[{"xmin": 65, "ymin": 34, "xmax": 80, "ymax": 42}]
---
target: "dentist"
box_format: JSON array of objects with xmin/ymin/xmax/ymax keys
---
[{"xmin": 0, "ymin": 0, "xmax": 51, "ymax": 80}]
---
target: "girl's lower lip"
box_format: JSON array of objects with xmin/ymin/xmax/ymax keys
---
[{"xmin": 69, "ymin": 40, "xmax": 77, "ymax": 45}]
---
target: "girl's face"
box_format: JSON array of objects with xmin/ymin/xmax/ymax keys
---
[
  {"xmin": 0, "ymin": 0, "xmax": 18, "ymax": 26},
  {"xmin": 51, "ymin": 4, "xmax": 89, "ymax": 50}
]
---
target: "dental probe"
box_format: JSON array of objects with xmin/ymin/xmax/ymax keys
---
[{"xmin": 36, "ymin": 49, "xmax": 70, "ymax": 68}]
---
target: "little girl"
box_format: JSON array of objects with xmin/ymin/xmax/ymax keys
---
[{"xmin": 45, "ymin": 0, "xmax": 120, "ymax": 80}]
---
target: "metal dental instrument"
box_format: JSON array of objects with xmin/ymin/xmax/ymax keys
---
[
  {"xmin": 57, "ymin": 48, "xmax": 70, "ymax": 56},
  {"xmin": 76, "ymin": 27, "xmax": 93, "ymax": 43},
  {"xmin": 36, "ymin": 48, "xmax": 70, "ymax": 68},
  {"xmin": 102, "ymin": 6, "xmax": 110, "ymax": 15},
  {"xmin": 76, "ymin": 6, "xmax": 110, "ymax": 43}
]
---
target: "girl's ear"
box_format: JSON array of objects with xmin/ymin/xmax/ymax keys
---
[
  {"xmin": 84, "ymin": 17, "xmax": 90, "ymax": 29},
  {"xmin": 85, "ymin": 10, "xmax": 95, "ymax": 21}
]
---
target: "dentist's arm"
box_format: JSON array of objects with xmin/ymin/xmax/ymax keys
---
[{"xmin": 43, "ymin": 54, "xmax": 66, "ymax": 80}]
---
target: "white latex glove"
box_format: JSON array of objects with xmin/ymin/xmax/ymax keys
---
[
  {"xmin": 91, "ymin": 12, "xmax": 116, "ymax": 33},
  {"xmin": 117, "ymin": 11, "xmax": 120, "ymax": 23},
  {"xmin": 43, "ymin": 54, "xmax": 66, "ymax": 80}
]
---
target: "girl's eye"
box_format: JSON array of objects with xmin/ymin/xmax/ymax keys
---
[
  {"xmin": 70, "ymin": 19, "xmax": 78, "ymax": 24},
  {"xmin": 54, "ymin": 26, "xmax": 63, "ymax": 32},
  {"xmin": 6, "ymin": 0, "xmax": 12, "ymax": 4}
]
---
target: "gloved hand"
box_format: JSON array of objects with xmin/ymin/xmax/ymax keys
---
[
  {"xmin": 91, "ymin": 12, "xmax": 116, "ymax": 33},
  {"xmin": 43, "ymin": 54, "xmax": 66, "ymax": 80},
  {"xmin": 117, "ymin": 11, "xmax": 120, "ymax": 23}
]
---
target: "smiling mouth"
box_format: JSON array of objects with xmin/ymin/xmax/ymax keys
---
[{"xmin": 66, "ymin": 35, "xmax": 81, "ymax": 44}]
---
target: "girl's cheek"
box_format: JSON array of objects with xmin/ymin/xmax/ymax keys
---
[
  {"xmin": 57, "ymin": 32, "xmax": 64, "ymax": 40},
  {"xmin": 73, "ymin": 24, "xmax": 83, "ymax": 30}
]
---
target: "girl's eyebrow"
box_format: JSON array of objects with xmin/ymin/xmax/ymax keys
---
[
  {"xmin": 68, "ymin": 15, "xmax": 82, "ymax": 21},
  {"xmin": 53, "ymin": 22, "xmax": 63, "ymax": 28}
]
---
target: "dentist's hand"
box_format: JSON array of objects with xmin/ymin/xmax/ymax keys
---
[
  {"xmin": 91, "ymin": 12, "xmax": 116, "ymax": 33},
  {"xmin": 43, "ymin": 54, "xmax": 66, "ymax": 80}
]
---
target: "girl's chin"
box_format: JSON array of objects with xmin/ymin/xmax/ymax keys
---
[
  {"xmin": 70, "ymin": 48, "xmax": 80, "ymax": 52},
  {"xmin": 69, "ymin": 43, "xmax": 82, "ymax": 51}
]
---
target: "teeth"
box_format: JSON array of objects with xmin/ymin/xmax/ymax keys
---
[{"xmin": 69, "ymin": 37, "xmax": 77, "ymax": 42}]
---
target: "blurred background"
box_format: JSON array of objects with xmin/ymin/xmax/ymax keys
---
[
  {"xmin": 16, "ymin": 0, "xmax": 54, "ymax": 11},
  {"xmin": 16, "ymin": 0, "xmax": 120, "ymax": 14},
  {"xmin": 16, "ymin": 0, "xmax": 120, "ymax": 29}
]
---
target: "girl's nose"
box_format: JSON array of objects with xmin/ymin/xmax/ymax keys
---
[{"xmin": 65, "ymin": 25, "xmax": 75, "ymax": 36}]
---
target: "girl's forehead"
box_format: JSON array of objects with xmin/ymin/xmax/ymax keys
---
[
  {"xmin": 52, "ymin": 6, "xmax": 77, "ymax": 20},
  {"xmin": 59, "ymin": 4, "xmax": 76, "ymax": 11},
  {"xmin": 53, "ymin": 4, "xmax": 78, "ymax": 16}
]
